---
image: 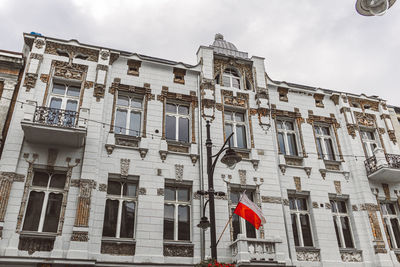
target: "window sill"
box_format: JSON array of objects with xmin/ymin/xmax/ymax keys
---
[
  {"xmin": 284, "ymin": 155, "xmax": 304, "ymax": 166},
  {"xmin": 166, "ymin": 140, "xmax": 191, "ymax": 154},
  {"xmin": 234, "ymin": 147, "xmax": 251, "ymax": 159},
  {"xmin": 295, "ymin": 246, "xmax": 320, "ymax": 252},
  {"xmin": 339, "ymin": 248, "xmax": 361, "ymax": 252},
  {"xmin": 102, "ymin": 237, "xmax": 136, "ymax": 243},
  {"xmin": 101, "ymin": 238, "xmax": 136, "ymax": 256},
  {"xmin": 163, "ymin": 241, "xmax": 194, "ymax": 257},
  {"xmin": 115, "ymin": 133, "xmax": 141, "ymax": 148},
  {"xmin": 19, "ymin": 231, "xmax": 57, "ymax": 238},
  {"xmin": 323, "ymin": 159, "xmax": 342, "ymax": 171}
]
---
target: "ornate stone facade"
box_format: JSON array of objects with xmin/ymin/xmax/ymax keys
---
[{"xmin": 163, "ymin": 243, "xmax": 194, "ymax": 257}]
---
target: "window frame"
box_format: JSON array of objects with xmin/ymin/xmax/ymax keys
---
[
  {"xmin": 48, "ymin": 82, "xmax": 81, "ymax": 111},
  {"xmin": 224, "ymin": 109, "xmax": 248, "ymax": 149},
  {"xmin": 114, "ymin": 91, "xmax": 144, "ymax": 137},
  {"xmin": 360, "ymin": 128, "xmax": 380, "ymax": 157},
  {"xmin": 380, "ymin": 202, "xmax": 400, "ymax": 249},
  {"xmin": 163, "ymin": 185, "xmax": 192, "ymax": 242},
  {"xmin": 330, "ymin": 198, "xmax": 355, "ymax": 249},
  {"xmin": 102, "ymin": 177, "xmax": 138, "ymax": 240},
  {"xmin": 165, "ymin": 102, "xmax": 191, "ymax": 143},
  {"xmin": 276, "ymin": 118, "xmax": 301, "ymax": 156},
  {"xmin": 314, "ymin": 124, "xmax": 339, "ymax": 161},
  {"xmin": 222, "ymin": 68, "xmax": 241, "ymax": 89},
  {"xmin": 288, "ymin": 195, "xmax": 314, "ymax": 248},
  {"xmin": 21, "ymin": 170, "xmax": 67, "ymax": 234}
]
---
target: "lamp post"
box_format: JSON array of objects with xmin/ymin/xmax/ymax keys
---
[
  {"xmin": 198, "ymin": 120, "xmax": 242, "ymax": 260},
  {"xmin": 356, "ymin": 0, "xmax": 396, "ymax": 16}
]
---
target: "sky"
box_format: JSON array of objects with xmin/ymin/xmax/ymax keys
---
[{"xmin": 1, "ymin": 0, "xmax": 399, "ymax": 106}]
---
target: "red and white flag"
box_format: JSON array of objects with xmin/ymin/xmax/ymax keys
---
[{"xmin": 233, "ymin": 193, "xmax": 266, "ymax": 229}]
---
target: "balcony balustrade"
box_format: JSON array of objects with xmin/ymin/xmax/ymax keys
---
[{"xmin": 364, "ymin": 148, "xmax": 400, "ymax": 182}]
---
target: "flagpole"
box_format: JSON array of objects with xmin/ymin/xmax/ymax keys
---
[{"xmin": 216, "ymin": 213, "xmax": 234, "ymax": 247}]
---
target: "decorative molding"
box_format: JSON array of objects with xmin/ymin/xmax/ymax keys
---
[
  {"xmin": 18, "ymin": 235, "xmax": 55, "ymax": 255},
  {"xmin": 296, "ymin": 248, "xmax": 321, "ymax": 262},
  {"xmin": 163, "ymin": 243, "xmax": 194, "ymax": 257},
  {"xmin": 53, "ymin": 60, "xmax": 88, "ymax": 81},
  {"xmin": 157, "ymin": 188, "xmax": 164, "ymax": 196},
  {"xmin": 239, "ymin": 170, "xmax": 246, "ymax": 185},
  {"xmin": 23, "ymin": 73, "xmax": 38, "ymax": 91},
  {"xmin": 340, "ymin": 250, "xmax": 363, "ymax": 262},
  {"xmin": 34, "ymin": 39, "xmax": 46, "ymax": 49},
  {"xmin": 127, "ymin": 59, "xmax": 141, "ymax": 76},
  {"xmin": 39, "ymin": 73, "xmax": 49, "ymax": 83},
  {"xmin": 175, "ymin": 164, "xmax": 184, "ymax": 182},
  {"xmin": 261, "ymin": 196, "xmax": 282, "ymax": 204},
  {"xmin": 71, "ymin": 231, "xmax": 89, "ymax": 242},
  {"xmin": 354, "ymin": 111, "xmax": 376, "ymax": 128},
  {"xmin": 346, "ymin": 124, "xmax": 357, "ymax": 138},
  {"xmin": 74, "ymin": 179, "xmax": 96, "ymax": 227},
  {"xmin": 382, "ymin": 183, "xmax": 390, "ymax": 200},
  {"xmin": 94, "ymin": 84, "xmax": 105, "ymax": 101},
  {"xmin": 213, "ymin": 57, "xmax": 254, "ymax": 90},
  {"xmin": 0, "ymin": 172, "xmax": 25, "ymax": 222},
  {"xmin": 294, "ymin": 176, "xmax": 301, "ymax": 191},
  {"xmin": 101, "ymin": 241, "xmax": 135, "ymax": 255},
  {"xmin": 120, "ymin": 159, "xmax": 130, "ymax": 178},
  {"xmin": 99, "ymin": 183, "xmax": 107, "ymax": 192},
  {"xmin": 45, "ymin": 41, "xmax": 99, "ymax": 62},
  {"xmin": 138, "ymin": 187, "xmax": 146, "ymax": 195},
  {"xmin": 334, "ymin": 181, "xmax": 342, "ymax": 195}
]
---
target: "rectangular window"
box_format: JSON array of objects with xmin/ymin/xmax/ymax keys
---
[
  {"xmin": 289, "ymin": 196, "xmax": 313, "ymax": 247},
  {"xmin": 114, "ymin": 92, "xmax": 143, "ymax": 136},
  {"xmin": 381, "ymin": 202, "xmax": 400, "ymax": 249},
  {"xmin": 230, "ymin": 190, "xmax": 257, "ymax": 240},
  {"xmin": 276, "ymin": 119, "xmax": 299, "ymax": 156},
  {"xmin": 165, "ymin": 103, "xmax": 190, "ymax": 143},
  {"xmin": 314, "ymin": 125, "xmax": 337, "ymax": 160},
  {"xmin": 163, "ymin": 186, "xmax": 191, "ymax": 241},
  {"xmin": 225, "ymin": 110, "xmax": 247, "ymax": 149},
  {"xmin": 47, "ymin": 83, "xmax": 81, "ymax": 126},
  {"xmin": 360, "ymin": 129, "xmax": 380, "ymax": 157},
  {"xmin": 330, "ymin": 199, "xmax": 354, "ymax": 248},
  {"xmin": 102, "ymin": 178, "xmax": 138, "ymax": 239},
  {"xmin": 22, "ymin": 171, "xmax": 66, "ymax": 233}
]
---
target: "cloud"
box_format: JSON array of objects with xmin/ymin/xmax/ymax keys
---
[{"xmin": 0, "ymin": 0, "xmax": 399, "ymax": 105}]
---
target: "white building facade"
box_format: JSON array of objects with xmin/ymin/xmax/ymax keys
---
[{"xmin": 0, "ymin": 33, "xmax": 400, "ymax": 267}]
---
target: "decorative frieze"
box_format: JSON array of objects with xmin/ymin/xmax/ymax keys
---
[
  {"xmin": 261, "ymin": 196, "xmax": 282, "ymax": 204},
  {"xmin": 53, "ymin": 60, "xmax": 88, "ymax": 81},
  {"xmin": 354, "ymin": 111, "xmax": 376, "ymax": 128},
  {"xmin": 34, "ymin": 39, "xmax": 45, "ymax": 49},
  {"xmin": 296, "ymin": 248, "xmax": 321, "ymax": 261},
  {"xmin": 71, "ymin": 231, "xmax": 89, "ymax": 242},
  {"xmin": 163, "ymin": 243, "xmax": 194, "ymax": 257},
  {"xmin": 101, "ymin": 241, "xmax": 135, "ymax": 255},
  {"xmin": 18, "ymin": 235, "xmax": 55, "ymax": 255},
  {"xmin": 340, "ymin": 249, "xmax": 363, "ymax": 262},
  {"xmin": 45, "ymin": 41, "xmax": 99, "ymax": 62}
]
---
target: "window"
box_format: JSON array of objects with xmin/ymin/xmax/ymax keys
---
[
  {"xmin": 48, "ymin": 83, "xmax": 81, "ymax": 126},
  {"xmin": 360, "ymin": 129, "xmax": 380, "ymax": 157},
  {"xmin": 165, "ymin": 103, "xmax": 190, "ymax": 143},
  {"xmin": 222, "ymin": 68, "xmax": 240, "ymax": 89},
  {"xmin": 330, "ymin": 199, "xmax": 354, "ymax": 248},
  {"xmin": 173, "ymin": 68, "xmax": 186, "ymax": 84},
  {"xmin": 230, "ymin": 190, "xmax": 256, "ymax": 240},
  {"xmin": 114, "ymin": 92, "xmax": 143, "ymax": 136},
  {"xmin": 225, "ymin": 110, "xmax": 247, "ymax": 149},
  {"xmin": 163, "ymin": 186, "xmax": 191, "ymax": 241},
  {"xmin": 314, "ymin": 125, "xmax": 337, "ymax": 160},
  {"xmin": 380, "ymin": 202, "xmax": 400, "ymax": 249},
  {"xmin": 22, "ymin": 171, "xmax": 66, "ymax": 233},
  {"xmin": 102, "ymin": 178, "xmax": 138, "ymax": 239},
  {"xmin": 289, "ymin": 196, "xmax": 313, "ymax": 247},
  {"xmin": 277, "ymin": 119, "xmax": 299, "ymax": 156}
]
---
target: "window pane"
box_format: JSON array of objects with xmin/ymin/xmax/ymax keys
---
[
  {"xmin": 178, "ymin": 117, "xmax": 189, "ymax": 142},
  {"xmin": 322, "ymin": 127, "xmax": 330, "ymax": 135},
  {"xmin": 107, "ymin": 181, "xmax": 121, "ymax": 195},
  {"xmin": 300, "ymin": 214, "xmax": 313, "ymax": 246},
  {"xmin": 232, "ymin": 78, "xmax": 240, "ymax": 89},
  {"xmin": 225, "ymin": 124, "xmax": 233, "ymax": 143},
  {"xmin": 65, "ymin": 100, "xmax": 78, "ymax": 112},
  {"xmin": 286, "ymin": 121, "xmax": 294, "ymax": 131},
  {"xmin": 276, "ymin": 120, "xmax": 283, "ymax": 130},
  {"xmin": 67, "ymin": 86, "xmax": 80, "ymax": 97},
  {"xmin": 166, "ymin": 115, "xmax": 176, "ymax": 140},
  {"xmin": 22, "ymin": 191, "xmax": 44, "ymax": 231},
  {"xmin": 325, "ymin": 139, "xmax": 336, "ymax": 161},
  {"xmin": 330, "ymin": 200, "xmax": 337, "ymax": 213},
  {"xmin": 278, "ymin": 133, "xmax": 286, "ymax": 155},
  {"xmin": 129, "ymin": 111, "xmax": 141, "ymax": 136},
  {"xmin": 42, "ymin": 193, "xmax": 63, "ymax": 233},
  {"xmin": 316, "ymin": 138, "xmax": 324, "ymax": 158},
  {"xmin": 236, "ymin": 125, "xmax": 247, "ymax": 149},
  {"xmin": 245, "ymin": 220, "xmax": 256, "ymax": 238},
  {"xmin": 166, "ymin": 103, "xmax": 176, "ymax": 113},
  {"xmin": 287, "ymin": 133, "xmax": 298, "ymax": 156},
  {"xmin": 117, "ymin": 95, "xmax": 129, "ymax": 106},
  {"xmin": 333, "ymin": 217, "xmax": 342, "ymax": 248},
  {"xmin": 123, "ymin": 183, "xmax": 137, "ymax": 197},
  {"xmin": 115, "ymin": 109, "xmax": 127, "ymax": 134},
  {"xmin": 102, "ymin": 199, "xmax": 119, "ymax": 237},
  {"xmin": 291, "ymin": 214, "xmax": 299, "ymax": 246},
  {"xmin": 178, "ymin": 188, "xmax": 189, "ymax": 202},
  {"xmin": 178, "ymin": 105, "xmax": 189, "ymax": 115},
  {"xmin": 232, "ymin": 212, "xmax": 241, "ymax": 241},
  {"xmin": 52, "ymin": 84, "xmax": 65, "ymax": 95},
  {"xmin": 230, "ymin": 192, "xmax": 240, "ymax": 204},
  {"xmin": 391, "ymin": 218, "xmax": 400, "ymax": 248},
  {"xmin": 163, "ymin": 204, "xmax": 175, "ymax": 240},
  {"xmin": 222, "ymin": 76, "xmax": 231, "ymax": 87},
  {"xmin": 49, "ymin": 98, "xmax": 62, "ymax": 109},
  {"xmin": 314, "ymin": 126, "xmax": 321, "ymax": 135},
  {"xmin": 131, "ymin": 98, "xmax": 142, "ymax": 109},
  {"xmin": 289, "ymin": 198, "xmax": 296, "ymax": 210},
  {"xmin": 337, "ymin": 201, "xmax": 347, "ymax": 213},
  {"xmin": 120, "ymin": 201, "xmax": 135, "ymax": 238},
  {"xmin": 235, "ymin": 112, "xmax": 245, "ymax": 122},
  {"xmin": 49, "ymin": 173, "xmax": 66, "ymax": 189},
  {"xmin": 32, "ymin": 172, "xmax": 49, "ymax": 187},
  {"xmin": 165, "ymin": 187, "xmax": 176, "ymax": 201},
  {"xmin": 341, "ymin": 217, "xmax": 354, "ymax": 248},
  {"xmin": 387, "ymin": 203, "xmax": 396, "ymax": 215},
  {"xmin": 178, "ymin": 205, "xmax": 190, "ymax": 240},
  {"xmin": 225, "ymin": 111, "xmax": 233, "ymax": 121},
  {"xmin": 296, "ymin": 198, "xmax": 307, "ymax": 211}
]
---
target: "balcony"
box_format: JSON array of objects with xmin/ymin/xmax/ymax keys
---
[
  {"xmin": 230, "ymin": 234, "xmax": 285, "ymax": 266},
  {"xmin": 364, "ymin": 148, "xmax": 400, "ymax": 182},
  {"xmin": 21, "ymin": 105, "xmax": 88, "ymax": 148}
]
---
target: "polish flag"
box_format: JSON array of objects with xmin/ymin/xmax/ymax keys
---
[{"xmin": 234, "ymin": 193, "xmax": 266, "ymax": 229}]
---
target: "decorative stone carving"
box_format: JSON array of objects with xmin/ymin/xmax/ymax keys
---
[
  {"xmin": 325, "ymin": 202, "xmax": 332, "ymax": 209},
  {"xmin": 354, "ymin": 112, "xmax": 376, "ymax": 127},
  {"xmin": 139, "ymin": 148, "xmax": 148, "ymax": 159},
  {"xmin": 388, "ymin": 130, "xmax": 397, "ymax": 143},
  {"xmin": 74, "ymin": 179, "xmax": 96, "ymax": 227},
  {"xmin": 99, "ymin": 183, "xmax": 107, "ymax": 192},
  {"xmin": 349, "ymin": 97, "xmax": 379, "ymax": 112},
  {"xmin": 251, "ymin": 159, "xmax": 259, "ymax": 170},
  {"xmin": 340, "ymin": 250, "xmax": 363, "ymax": 262},
  {"xmin": 334, "ymin": 181, "xmax": 342, "ymax": 195},
  {"xmin": 101, "ymin": 241, "xmax": 135, "ymax": 255},
  {"xmin": 173, "ymin": 68, "xmax": 186, "ymax": 84},
  {"xmin": 352, "ymin": 205, "xmax": 359, "ymax": 211},
  {"xmin": 314, "ymin": 93, "xmax": 324, "ymax": 107},
  {"xmin": 294, "ymin": 176, "xmax": 301, "ymax": 191},
  {"xmin": 34, "ymin": 39, "xmax": 45, "ymax": 49},
  {"xmin": 100, "ymin": 50, "xmax": 110, "ymax": 60},
  {"xmin": 39, "ymin": 74, "xmax": 49, "ymax": 83},
  {"xmin": 45, "ymin": 41, "xmax": 99, "ymax": 62},
  {"xmin": 105, "ymin": 144, "xmax": 115, "ymax": 155},
  {"xmin": 319, "ymin": 169, "xmax": 327, "ymax": 179},
  {"xmin": 138, "ymin": 187, "xmax": 146, "ymax": 195},
  {"xmin": 189, "ymin": 154, "xmax": 198, "ymax": 166},
  {"xmin": 175, "ymin": 164, "xmax": 184, "ymax": 181},
  {"xmin": 261, "ymin": 196, "xmax": 282, "ymax": 204},
  {"xmin": 18, "ymin": 235, "xmax": 55, "ymax": 255},
  {"xmin": 279, "ymin": 164, "xmax": 286, "ymax": 175},
  {"xmin": 71, "ymin": 231, "xmax": 89, "ymax": 242},
  {"xmin": 120, "ymin": 159, "xmax": 130, "ymax": 178},
  {"xmin": 23, "ymin": 73, "xmax": 38, "ymax": 91},
  {"xmin": 84, "ymin": 81, "xmax": 94, "ymax": 89},
  {"xmin": 296, "ymin": 248, "xmax": 321, "ymax": 261},
  {"xmin": 239, "ymin": 170, "xmax": 246, "ymax": 185},
  {"xmin": 94, "ymin": 84, "xmax": 105, "ymax": 101},
  {"xmin": 346, "ymin": 124, "xmax": 357, "ymax": 139},
  {"xmin": 159, "ymin": 150, "xmax": 168, "ymax": 162},
  {"xmin": 115, "ymin": 135, "xmax": 140, "ymax": 147},
  {"xmin": 53, "ymin": 60, "xmax": 88, "ymax": 81},
  {"xmin": 127, "ymin": 59, "xmax": 142, "ymax": 76},
  {"xmin": 278, "ymin": 87, "xmax": 289, "ymax": 102},
  {"xmin": 157, "ymin": 188, "xmax": 164, "ymax": 196},
  {"xmin": 304, "ymin": 167, "xmax": 312, "ymax": 178},
  {"xmin": 382, "ymin": 183, "xmax": 390, "ymax": 200},
  {"xmin": 282, "ymin": 199, "xmax": 290, "ymax": 206},
  {"xmin": 163, "ymin": 243, "xmax": 194, "ymax": 257},
  {"xmin": 0, "ymin": 172, "xmax": 24, "ymax": 221},
  {"xmin": 285, "ymin": 156, "xmax": 303, "ymax": 166},
  {"xmin": 312, "ymin": 202, "xmax": 319, "ymax": 208},
  {"xmin": 213, "ymin": 58, "xmax": 254, "ymax": 89},
  {"xmin": 360, "ymin": 203, "xmax": 379, "ymax": 211}
]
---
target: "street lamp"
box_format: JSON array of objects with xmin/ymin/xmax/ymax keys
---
[
  {"xmin": 356, "ymin": 0, "xmax": 396, "ymax": 16},
  {"xmin": 199, "ymin": 120, "xmax": 241, "ymax": 260}
]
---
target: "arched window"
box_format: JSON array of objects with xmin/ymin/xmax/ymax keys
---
[{"xmin": 222, "ymin": 68, "xmax": 241, "ymax": 89}]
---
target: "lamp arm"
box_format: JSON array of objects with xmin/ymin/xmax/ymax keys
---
[
  {"xmin": 203, "ymin": 199, "xmax": 210, "ymax": 216},
  {"xmin": 209, "ymin": 133, "xmax": 234, "ymax": 175}
]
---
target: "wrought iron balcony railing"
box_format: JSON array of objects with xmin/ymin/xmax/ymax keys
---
[
  {"xmin": 365, "ymin": 153, "xmax": 400, "ymax": 176},
  {"xmin": 33, "ymin": 106, "xmax": 78, "ymax": 128}
]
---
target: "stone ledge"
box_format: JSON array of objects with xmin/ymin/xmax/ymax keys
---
[{"xmin": 163, "ymin": 242, "xmax": 194, "ymax": 257}]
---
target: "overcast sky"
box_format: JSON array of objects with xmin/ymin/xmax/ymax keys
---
[{"xmin": 1, "ymin": 0, "xmax": 399, "ymax": 105}]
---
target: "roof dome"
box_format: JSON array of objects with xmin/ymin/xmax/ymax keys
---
[{"xmin": 212, "ymin": 33, "xmax": 238, "ymax": 51}]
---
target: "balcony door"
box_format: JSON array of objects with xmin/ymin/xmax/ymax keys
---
[{"xmin": 48, "ymin": 83, "xmax": 81, "ymax": 127}]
